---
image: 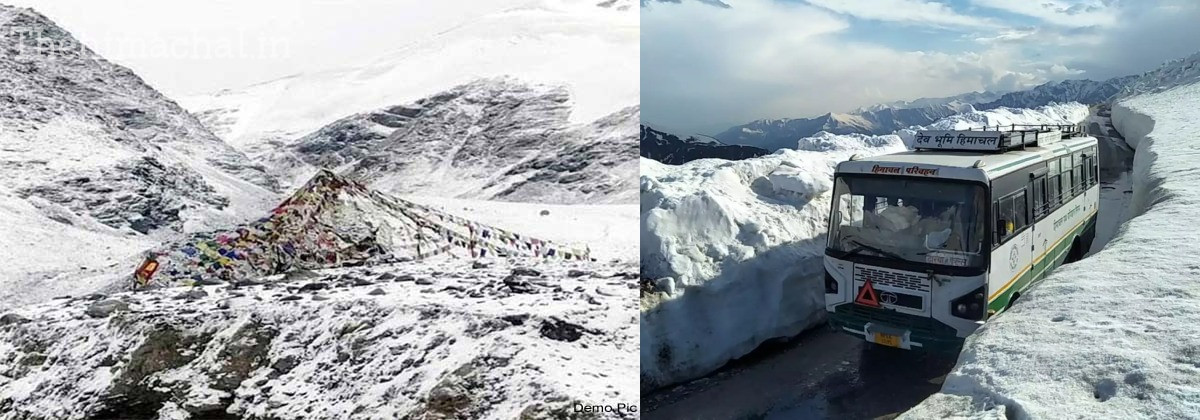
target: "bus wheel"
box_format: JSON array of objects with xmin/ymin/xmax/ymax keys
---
[
  {"xmin": 1006, "ymin": 292, "xmax": 1021, "ymax": 311},
  {"xmin": 1064, "ymin": 237, "xmax": 1083, "ymax": 264}
]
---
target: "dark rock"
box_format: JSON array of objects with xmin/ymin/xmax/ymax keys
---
[
  {"xmin": 368, "ymin": 288, "xmax": 386, "ymax": 296},
  {"xmin": 539, "ymin": 318, "xmax": 587, "ymax": 342},
  {"xmin": 415, "ymin": 278, "xmax": 434, "ymax": 286},
  {"xmin": 173, "ymin": 288, "xmax": 208, "ymax": 300},
  {"xmin": 0, "ymin": 313, "xmax": 30, "ymax": 325},
  {"xmin": 501, "ymin": 314, "xmax": 529, "ymax": 326},
  {"xmin": 271, "ymin": 355, "xmax": 300, "ymax": 376},
  {"xmin": 312, "ymin": 295, "xmax": 330, "ymax": 301},
  {"xmin": 280, "ymin": 295, "xmax": 303, "ymax": 302},
  {"xmin": 471, "ymin": 261, "xmax": 489, "ymax": 269},
  {"xmin": 85, "ymin": 299, "xmax": 129, "ymax": 318},
  {"xmin": 299, "ymin": 282, "xmax": 329, "ymax": 292},
  {"xmin": 395, "ymin": 274, "xmax": 416, "ymax": 282},
  {"xmin": 567, "ymin": 269, "xmax": 592, "ymax": 278},
  {"xmin": 502, "ymin": 275, "xmax": 537, "ymax": 294},
  {"xmin": 377, "ymin": 272, "xmax": 397, "ymax": 281},
  {"xmin": 511, "ymin": 267, "xmax": 541, "ymax": 277},
  {"xmin": 353, "ymin": 278, "xmax": 375, "ymax": 287},
  {"xmin": 539, "ymin": 209, "xmax": 550, "ymax": 216}
]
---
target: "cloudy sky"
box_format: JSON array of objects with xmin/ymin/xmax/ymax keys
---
[
  {"xmin": 6, "ymin": 0, "xmax": 525, "ymax": 96},
  {"xmin": 643, "ymin": 0, "xmax": 1200, "ymax": 134}
]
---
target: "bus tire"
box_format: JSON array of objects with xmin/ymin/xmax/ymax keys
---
[
  {"xmin": 1006, "ymin": 292, "xmax": 1021, "ymax": 310},
  {"xmin": 1064, "ymin": 237, "xmax": 1083, "ymax": 264}
]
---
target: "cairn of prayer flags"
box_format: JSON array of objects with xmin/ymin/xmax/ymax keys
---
[{"xmin": 132, "ymin": 169, "xmax": 592, "ymax": 289}]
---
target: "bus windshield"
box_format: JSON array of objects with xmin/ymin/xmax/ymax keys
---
[{"xmin": 828, "ymin": 175, "xmax": 987, "ymax": 268}]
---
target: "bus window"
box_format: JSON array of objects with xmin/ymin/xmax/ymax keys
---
[
  {"xmin": 1063, "ymin": 163, "xmax": 1074, "ymax": 198},
  {"xmin": 1032, "ymin": 176, "xmax": 1046, "ymax": 219},
  {"xmin": 1048, "ymin": 174, "xmax": 1061, "ymax": 207},
  {"xmin": 996, "ymin": 190, "xmax": 1028, "ymax": 244},
  {"xmin": 1012, "ymin": 190, "xmax": 1027, "ymax": 230}
]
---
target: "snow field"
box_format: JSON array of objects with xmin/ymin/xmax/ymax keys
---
[
  {"xmin": 640, "ymin": 103, "xmax": 1090, "ymax": 390},
  {"xmin": 902, "ymin": 82, "xmax": 1200, "ymax": 419}
]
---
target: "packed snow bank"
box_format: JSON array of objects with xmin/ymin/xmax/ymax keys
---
[
  {"xmin": 903, "ymin": 81, "xmax": 1200, "ymax": 419},
  {"xmin": 639, "ymin": 134, "xmax": 908, "ymax": 389}
]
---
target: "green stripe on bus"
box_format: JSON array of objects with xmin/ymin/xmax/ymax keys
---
[{"xmin": 987, "ymin": 214, "xmax": 1096, "ymax": 314}]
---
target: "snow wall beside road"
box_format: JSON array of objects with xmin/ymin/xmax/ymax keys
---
[{"xmin": 903, "ymin": 82, "xmax": 1200, "ymax": 419}]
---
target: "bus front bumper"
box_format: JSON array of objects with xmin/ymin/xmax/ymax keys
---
[{"xmin": 828, "ymin": 304, "xmax": 965, "ymax": 353}]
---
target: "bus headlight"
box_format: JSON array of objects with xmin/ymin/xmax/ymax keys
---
[
  {"xmin": 824, "ymin": 272, "xmax": 838, "ymax": 294},
  {"xmin": 951, "ymin": 286, "xmax": 987, "ymax": 320}
]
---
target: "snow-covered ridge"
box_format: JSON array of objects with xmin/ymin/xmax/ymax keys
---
[
  {"xmin": 182, "ymin": 0, "xmax": 637, "ymax": 154},
  {"xmin": 257, "ymin": 78, "xmax": 637, "ymax": 205},
  {"xmin": 640, "ymin": 103, "xmax": 1089, "ymax": 390},
  {"xmin": 640, "ymin": 125, "xmax": 768, "ymax": 165},
  {"xmin": 902, "ymin": 81, "xmax": 1200, "ymax": 419},
  {"xmin": 0, "ymin": 5, "xmax": 283, "ymax": 298},
  {"xmin": 0, "ymin": 258, "xmax": 639, "ymax": 419}
]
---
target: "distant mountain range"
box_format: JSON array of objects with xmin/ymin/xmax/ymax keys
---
[
  {"xmin": 711, "ymin": 72, "xmax": 1160, "ymax": 152},
  {"xmin": 714, "ymin": 93, "xmax": 987, "ymax": 151},
  {"xmin": 640, "ymin": 125, "xmax": 768, "ymax": 164}
]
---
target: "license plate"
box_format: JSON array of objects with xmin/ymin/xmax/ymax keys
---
[{"xmin": 873, "ymin": 332, "xmax": 901, "ymax": 348}]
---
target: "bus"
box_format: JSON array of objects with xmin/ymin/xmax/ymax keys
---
[{"xmin": 823, "ymin": 124, "xmax": 1099, "ymax": 351}]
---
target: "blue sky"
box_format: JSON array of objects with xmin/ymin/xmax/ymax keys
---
[{"xmin": 643, "ymin": 0, "xmax": 1200, "ymax": 134}]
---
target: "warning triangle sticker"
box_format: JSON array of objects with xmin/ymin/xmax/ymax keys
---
[{"xmin": 855, "ymin": 279, "xmax": 881, "ymax": 307}]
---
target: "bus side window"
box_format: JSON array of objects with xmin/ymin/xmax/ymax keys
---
[
  {"xmin": 1060, "ymin": 156, "xmax": 1073, "ymax": 197},
  {"xmin": 1032, "ymin": 176, "xmax": 1046, "ymax": 219},
  {"xmin": 996, "ymin": 190, "xmax": 1028, "ymax": 244},
  {"xmin": 1013, "ymin": 190, "xmax": 1027, "ymax": 231},
  {"xmin": 1048, "ymin": 174, "xmax": 1061, "ymax": 208}
]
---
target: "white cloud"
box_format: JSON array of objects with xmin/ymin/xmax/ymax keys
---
[
  {"xmin": 972, "ymin": 0, "xmax": 1119, "ymax": 28},
  {"xmin": 806, "ymin": 0, "xmax": 1003, "ymax": 29},
  {"xmin": 641, "ymin": 0, "xmax": 1046, "ymax": 134}
]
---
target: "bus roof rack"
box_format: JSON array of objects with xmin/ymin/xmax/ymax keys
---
[{"xmin": 914, "ymin": 123, "xmax": 1085, "ymax": 153}]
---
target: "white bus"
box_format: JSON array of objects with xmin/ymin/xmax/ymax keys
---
[{"xmin": 823, "ymin": 125, "xmax": 1099, "ymax": 351}]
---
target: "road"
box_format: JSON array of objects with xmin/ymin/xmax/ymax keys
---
[{"xmin": 641, "ymin": 326, "xmax": 959, "ymax": 420}]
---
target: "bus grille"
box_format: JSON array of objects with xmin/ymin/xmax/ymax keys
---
[{"xmin": 854, "ymin": 266, "xmax": 930, "ymax": 293}]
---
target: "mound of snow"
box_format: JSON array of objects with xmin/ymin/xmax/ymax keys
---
[
  {"xmin": 639, "ymin": 133, "xmax": 907, "ymax": 389},
  {"xmin": 641, "ymin": 104, "xmax": 1091, "ymax": 390},
  {"xmin": 902, "ymin": 81, "xmax": 1200, "ymax": 418}
]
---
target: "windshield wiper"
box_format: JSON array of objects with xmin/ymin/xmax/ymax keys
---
[{"xmin": 845, "ymin": 239, "xmax": 906, "ymax": 261}]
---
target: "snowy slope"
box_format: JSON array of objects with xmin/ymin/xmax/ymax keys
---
[
  {"xmin": 183, "ymin": 0, "xmax": 637, "ymax": 155},
  {"xmin": 256, "ymin": 79, "xmax": 637, "ymax": 204},
  {"xmin": 0, "ymin": 258, "xmax": 639, "ymax": 419},
  {"xmin": 1116, "ymin": 50, "xmax": 1200, "ymax": 99},
  {"xmin": 0, "ymin": 5, "xmax": 282, "ymax": 298},
  {"xmin": 716, "ymin": 99, "xmax": 978, "ymax": 151},
  {"xmin": 405, "ymin": 196, "xmax": 638, "ymax": 263},
  {"xmin": 640, "ymin": 124, "xmax": 769, "ymax": 165},
  {"xmin": 976, "ymin": 76, "xmax": 1137, "ymax": 111},
  {"xmin": 902, "ymin": 81, "xmax": 1200, "ymax": 419},
  {"xmin": 640, "ymin": 103, "xmax": 1090, "ymax": 390}
]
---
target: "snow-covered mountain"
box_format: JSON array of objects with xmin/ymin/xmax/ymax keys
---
[
  {"xmin": 976, "ymin": 76, "xmax": 1138, "ymax": 110},
  {"xmin": 640, "ymin": 125, "xmax": 768, "ymax": 165},
  {"xmin": 0, "ymin": 5, "xmax": 282, "ymax": 290},
  {"xmin": 183, "ymin": 0, "xmax": 637, "ymax": 160},
  {"xmin": 716, "ymin": 102, "xmax": 975, "ymax": 151},
  {"xmin": 257, "ymin": 78, "xmax": 637, "ymax": 204},
  {"xmin": 852, "ymin": 90, "xmax": 1000, "ymax": 113},
  {"xmin": 1116, "ymin": 50, "xmax": 1200, "ymax": 99}
]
